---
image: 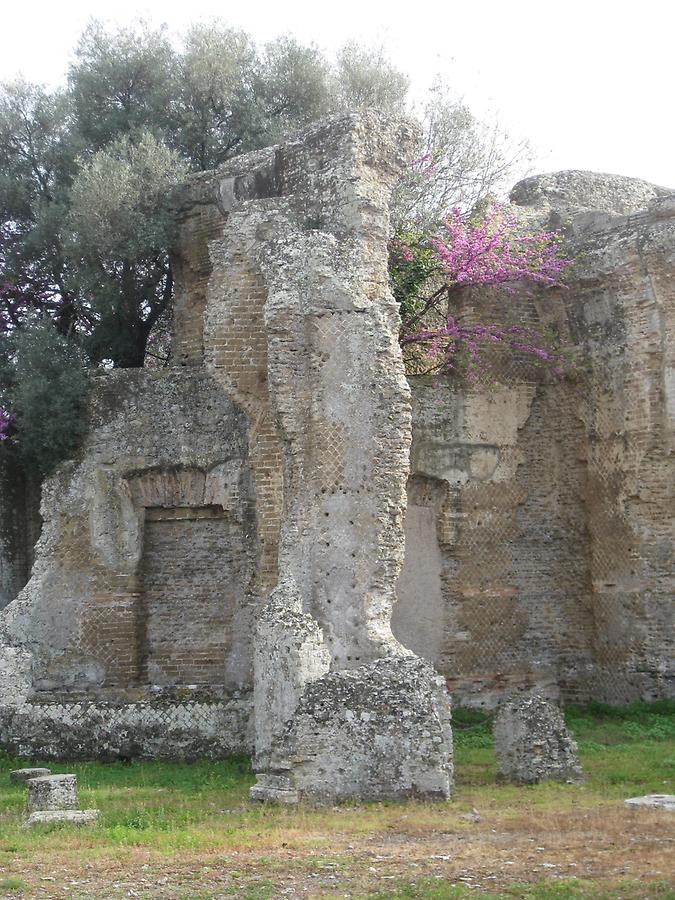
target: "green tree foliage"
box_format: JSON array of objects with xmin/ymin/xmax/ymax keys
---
[
  {"xmin": 69, "ymin": 22, "xmax": 176, "ymax": 150},
  {"xmin": 0, "ymin": 318, "xmax": 88, "ymax": 475},
  {"xmin": 174, "ymin": 24, "xmax": 259, "ymax": 170},
  {"xmin": 335, "ymin": 42, "xmax": 410, "ymax": 111},
  {"xmin": 174, "ymin": 26, "xmax": 335, "ymax": 169},
  {"xmin": 68, "ymin": 132, "xmax": 188, "ymax": 367},
  {"xmin": 388, "ymin": 231, "xmax": 436, "ymax": 325},
  {"xmin": 0, "ymin": 81, "xmax": 82, "ymax": 334},
  {"xmin": 1, "ymin": 20, "xmax": 416, "ymax": 373},
  {"xmin": 0, "ymin": 20, "xmax": 531, "ymax": 473}
]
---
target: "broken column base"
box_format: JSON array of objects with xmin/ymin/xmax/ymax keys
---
[
  {"xmin": 23, "ymin": 772, "xmax": 100, "ymax": 828},
  {"xmin": 624, "ymin": 794, "xmax": 675, "ymax": 811},
  {"xmin": 251, "ymin": 656, "xmax": 453, "ymax": 804},
  {"xmin": 493, "ymin": 694, "xmax": 583, "ymax": 785},
  {"xmin": 27, "ymin": 774, "xmax": 78, "ymax": 811},
  {"xmin": 24, "ymin": 809, "xmax": 99, "ymax": 828}
]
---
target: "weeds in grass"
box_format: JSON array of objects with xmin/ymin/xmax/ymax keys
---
[
  {"xmin": 361, "ymin": 877, "xmax": 675, "ymax": 899},
  {"xmin": 0, "ymin": 877, "xmax": 27, "ymax": 894}
]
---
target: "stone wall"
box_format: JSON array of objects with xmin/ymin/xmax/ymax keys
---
[
  {"xmin": 561, "ymin": 195, "xmax": 674, "ymax": 702},
  {"xmin": 0, "ymin": 143, "xmax": 672, "ymax": 762},
  {"xmin": 394, "ymin": 178, "xmax": 674, "ymax": 708},
  {"xmin": 0, "ymin": 369, "xmax": 257, "ymax": 758}
]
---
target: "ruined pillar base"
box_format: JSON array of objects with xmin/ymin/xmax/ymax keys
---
[
  {"xmin": 494, "ymin": 695, "xmax": 583, "ymax": 785},
  {"xmin": 249, "ymin": 773, "xmax": 299, "ymax": 805},
  {"xmin": 251, "ymin": 657, "xmax": 453, "ymax": 804},
  {"xmin": 27, "ymin": 774, "xmax": 78, "ymax": 812}
]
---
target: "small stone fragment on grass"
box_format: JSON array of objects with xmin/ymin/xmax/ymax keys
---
[
  {"xmin": 9, "ymin": 767, "xmax": 51, "ymax": 783},
  {"xmin": 462, "ymin": 807, "xmax": 481, "ymax": 822},
  {"xmin": 27, "ymin": 774, "xmax": 78, "ymax": 812},
  {"xmin": 624, "ymin": 794, "xmax": 675, "ymax": 811},
  {"xmin": 23, "ymin": 809, "xmax": 99, "ymax": 828}
]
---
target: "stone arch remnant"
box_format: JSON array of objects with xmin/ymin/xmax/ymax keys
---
[{"xmin": 176, "ymin": 112, "xmax": 454, "ymax": 802}]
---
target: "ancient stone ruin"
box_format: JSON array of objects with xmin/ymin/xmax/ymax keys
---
[
  {"xmin": 23, "ymin": 773, "xmax": 99, "ymax": 828},
  {"xmin": 185, "ymin": 110, "xmax": 453, "ymax": 801},
  {"xmin": 493, "ymin": 694, "xmax": 583, "ymax": 784},
  {"xmin": 0, "ymin": 113, "xmax": 673, "ymax": 790}
]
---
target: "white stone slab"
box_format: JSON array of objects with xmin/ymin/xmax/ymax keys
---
[{"xmin": 624, "ymin": 794, "xmax": 675, "ymax": 811}]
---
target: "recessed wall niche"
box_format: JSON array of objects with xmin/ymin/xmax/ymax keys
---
[{"xmin": 139, "ymin": 505, "xmax": 246, "ymax": 686}]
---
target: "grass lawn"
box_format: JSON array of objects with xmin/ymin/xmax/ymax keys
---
[{"xmin": 0, "ymin": 702, "xmax": 673, "ymax": 898}]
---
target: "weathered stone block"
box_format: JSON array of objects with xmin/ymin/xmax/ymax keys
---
[
  {"xmin": 10, "ymin": 767, "xmax": 51, "ymax": 783},
  {"xmin": 27, "ymin": 774, "xmax": 78, "ymax": 812},
  {"xmin": 254, "ymin": 657, "xmax": 453, "ymax": 803},
  {"xmin": 249, "ymin": 773, "xmax": 298, "ymax": 805},
  {"xmin": 23, "ymin": 809, "xmax": 99, "ymax": 828},
  {"xmin": 493, "ymin": 695, "xmax": 582, "ymax": 785}
]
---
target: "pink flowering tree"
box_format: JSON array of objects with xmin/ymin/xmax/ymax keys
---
[
  {"xmin": 389, "ymin": 205, "xmax": 572, "ymax": 382},
  {"xmin": 0, "ymin": 407, "xmax": 15, "ymax": 441}
]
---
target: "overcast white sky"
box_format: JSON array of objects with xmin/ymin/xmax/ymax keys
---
[{"xmin": 1, "ymin": 0, "xmax": 673, "ymax": 188}]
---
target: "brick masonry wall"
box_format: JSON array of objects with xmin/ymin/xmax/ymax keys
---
[
  {"xmin": 395, "ymin": 377, "xmax": 597, "ymax": 709},
  {"xmin": 172, "ymin": 202, "xmax": 224, "ymax": 367},
  {"xmin": 395, "ymin": 378, "xmax": 567, "ymax": 708},
  {"xmin": 174, "ymin": 178, "xmax": 283, "ymax": 598},
  {"xmin": 141, "ymin": 507, "xmax": 246, "ymax": 686},
  {"xmin": 394, "ymin": 198, "xmax": 674, "ymax": 707},
  {"xmin": 563, "ymin": 200, "xmax": 674, "ymax": 702}
]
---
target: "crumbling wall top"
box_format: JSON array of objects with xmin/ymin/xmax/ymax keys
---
[
  {"xmin": 174, "ymin": 111, "xmax": 419, "ymax": 223},
  {"xmin": 510, "ymin": 169, "xmax": 672, "ymax": 217}
]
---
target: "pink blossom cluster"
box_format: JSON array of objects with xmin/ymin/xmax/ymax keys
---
[
  {"xmin": 402, "ymin": 316, "xmax": 571, "ymax": 382},
  {"xmin": 389, "ymin": 237, "xmax": 414, "ymax": 264},
  {"xmin": 393, "ymin": 204, "xmax": 573, "ymax": 382},
  {"xmin": 410, "ymin": 152, "xmax": 436, "ymax": 180},
  {"xmin": 0, "ymin": 407, "xmax": 15, "ymax": 441},
  {"xmin": 429, "ymin": 206, "xmax": 569, "ymax": 289}
]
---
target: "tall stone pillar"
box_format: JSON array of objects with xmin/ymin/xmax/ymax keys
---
[
  {"xmin": 174, "ymin": 112, "xmax": 453, "ymax": 802},
  {"xmin": 252, "ymin": 115, "xmax": 452, "ymax": 802}
]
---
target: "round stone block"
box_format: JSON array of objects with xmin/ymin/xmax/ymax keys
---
[
  {"xmin": 10, "ymin": 768, "xmax": 51, "ymax": 783},
  {"xmin": 27, "ymin": 774, "xmax": 78, "ymax": 812}
]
